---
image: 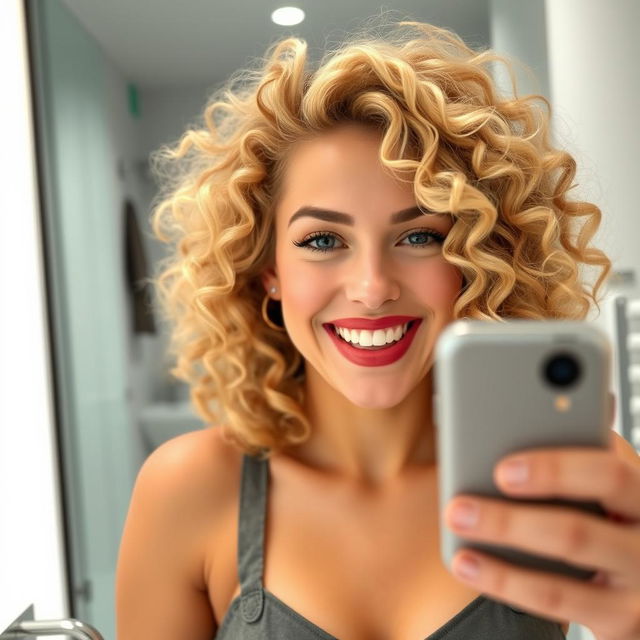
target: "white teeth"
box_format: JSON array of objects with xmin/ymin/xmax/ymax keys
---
[{"xmin": 334, "ymin": 322, "xmax": 411, "ymax": 346}]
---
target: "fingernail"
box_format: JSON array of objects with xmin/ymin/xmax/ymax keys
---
[
  {"xmin": 498, "ymin": 458, "xmax": 529, "ymax": 485},
  {"xmin": 454, "ymin": 554, "xmax": 480, "ymax": 580},
  {"xmin": 450, "ymin": 500, "xmax": 479, "ymax": 529}
]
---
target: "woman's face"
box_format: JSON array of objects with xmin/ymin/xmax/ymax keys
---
[{"xmin": 263, "ymin": 123, "xmax": 463, "ymax": 408}]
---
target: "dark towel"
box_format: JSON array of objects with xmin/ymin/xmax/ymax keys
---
[{"xmin": 124, "ymin": 199, "xmax": 156, "ymax": 333}]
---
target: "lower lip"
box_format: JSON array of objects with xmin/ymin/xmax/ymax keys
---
[{"xmin": 323, "ymin": 320, "xmax": 422, "ymax": 367}]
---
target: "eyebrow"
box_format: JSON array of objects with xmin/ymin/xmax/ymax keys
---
[{"xmin": 287, "ymin": 205, "xmax": 437, "ymax": 229}]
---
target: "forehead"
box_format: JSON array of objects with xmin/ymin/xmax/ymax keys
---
[
  {"xmin": 286, "ymin": 123, "xmax": 383, "ymax": 167},
  {"xmin": 277, "ymin": 124, "xmax": 415, "ymax": 216}
]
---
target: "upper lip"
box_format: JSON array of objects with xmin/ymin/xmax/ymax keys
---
[{"xmin": 326, "ymin": 316, "xmax": 421, "ymax": 330}]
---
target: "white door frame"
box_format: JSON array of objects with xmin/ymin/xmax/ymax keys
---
[{"xmin": 0, "ymin": 0, "xmax": 68, "ymax": 629}]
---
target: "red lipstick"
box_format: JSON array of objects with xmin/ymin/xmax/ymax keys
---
[{"xmin": 323, "ymin": 319, "xmax": 422, "ymax": 367}]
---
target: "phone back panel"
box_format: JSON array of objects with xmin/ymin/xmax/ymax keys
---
[{"xmin": 435, "ymin": 320, "xmax": 611, "ymax": 579}]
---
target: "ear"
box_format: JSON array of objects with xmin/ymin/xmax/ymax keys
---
[{"xmin": 259, "ymin": 265, "xmax": 280, "ymax": 298}]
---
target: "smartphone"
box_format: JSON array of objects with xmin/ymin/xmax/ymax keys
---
[{"xmin": 434, "ymin": 319, "xmax": 611, "ymax": 581}]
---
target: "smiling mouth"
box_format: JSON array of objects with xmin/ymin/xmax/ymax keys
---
[{"xmin": 330, "ymin": 320, "xmax": 417, "ymax": 350}]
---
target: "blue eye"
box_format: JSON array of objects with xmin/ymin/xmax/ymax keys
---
[
  {"xmin": 404, "ymin": 231, "xmax": 442, "ymax": 246},
  {"xmin": 292, "ymin": 229, "xmax": 446, "ymax": 253},
  {"xmin": 292, "ymin": 232, "xmax": 344, "ymax": 253}
]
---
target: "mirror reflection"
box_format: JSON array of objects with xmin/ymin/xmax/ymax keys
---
[{"xmin": 27, "ymin": 1, "xmax": 640, "ymax": 639}]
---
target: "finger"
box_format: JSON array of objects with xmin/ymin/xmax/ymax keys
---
[
  {"xmin": 493, "ymin": 448, "xmax": 640, "ymax": 522},
  {"xmin": 445, "ymin": 497, "xmax": 640, "ymax": 584},
  {"xmin": 450, "ymin": 549, "xmax": 640, "ymax": 640}
]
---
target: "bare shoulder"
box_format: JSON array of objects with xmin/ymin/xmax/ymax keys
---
[
  {"xmin": 115, "ymin": 425, "xmax": 243, "ymax": 640},
  {"xmin": 142, "ymin": 425, "xmax": 244, "ymax": 512}
]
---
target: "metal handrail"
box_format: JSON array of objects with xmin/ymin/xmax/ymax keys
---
[{"xmin": 1, "ymin": 617, "xmax": 104, "ymax": 640}]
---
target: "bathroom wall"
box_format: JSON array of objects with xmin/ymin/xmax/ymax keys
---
[
  {"xmin": 489, "ymin": 0, "xmax": 550, "ymax": 99},
  {"xmin": 546, "ymin": 0, "xmax": 640, "ymax": 298}
]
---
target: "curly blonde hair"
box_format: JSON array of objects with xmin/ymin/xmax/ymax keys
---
[{"xmin": 150, "ymin": 20, "xmax": 611, "ymax": 459}]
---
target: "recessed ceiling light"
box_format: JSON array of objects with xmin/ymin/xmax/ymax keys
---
[{"xmin": 271, "ymin": 6, "xmax": 305, "ymax": 26}]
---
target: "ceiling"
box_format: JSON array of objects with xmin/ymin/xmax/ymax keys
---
[{"xmin": 60, "ymin": 0, "xmax": 490, "ymax": 89}]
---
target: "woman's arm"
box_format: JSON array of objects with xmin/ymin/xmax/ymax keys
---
[{"xmin": 115, "ymin": 436, "xmax": 218, "ymax": 639}]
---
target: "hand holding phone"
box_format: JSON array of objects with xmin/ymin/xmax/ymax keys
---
[{"xmin": 434, "ymin": 319, "xmax": 611, "ymax": 581}]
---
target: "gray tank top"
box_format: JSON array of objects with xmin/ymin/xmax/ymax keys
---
[{"xmin": 214, "ymin": 454, "xmax": 565, "ymax": 639}]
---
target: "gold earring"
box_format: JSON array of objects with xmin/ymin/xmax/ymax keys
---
[{"xmin": 261, "ymin": 286, "xmax": 286, "ymax": 332}]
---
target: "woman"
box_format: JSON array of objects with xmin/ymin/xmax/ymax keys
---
[{"xmin": 115, "ymin": 21, "xmax": 640, "ymax": 640}]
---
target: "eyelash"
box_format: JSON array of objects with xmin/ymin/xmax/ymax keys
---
[{"xmin": 292, "ymin": 228, "xmax": 447, "ymax": 253}]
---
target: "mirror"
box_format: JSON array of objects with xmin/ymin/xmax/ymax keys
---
[{"xmin": 26, "ymin": 1, "xmax": 559, "ymax": 637}]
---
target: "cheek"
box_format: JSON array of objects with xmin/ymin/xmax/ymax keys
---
[
  {"xmin": 279, "ymin": 261, "xmax": 329, "ymax": 321},
  {"xmin": 418, "ymin": 261, "xmax": 462, "ymax": 308}
]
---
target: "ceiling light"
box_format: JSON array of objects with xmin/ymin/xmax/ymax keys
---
[{"xmin": 271, "ymin": 6, "xmax": 305, "ymax": 26}]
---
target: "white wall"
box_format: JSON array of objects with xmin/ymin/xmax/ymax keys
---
[
  {"xmin": 545, "ymin": 0, "xmax": 640, "ymax": 294},
  {"xmin": 0, "ymin": 0, "xmax": 68, "ymax": 633},
  {"xmin": 490, "ymin": 0, "xmax": 550, "ymax": 99}
]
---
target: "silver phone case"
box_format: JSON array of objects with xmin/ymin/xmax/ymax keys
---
[{"xmin": 435, "ymin": 319, "xmax": 611, "ymax": 580}]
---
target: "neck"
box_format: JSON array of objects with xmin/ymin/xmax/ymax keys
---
[{"xmin": 282, "ymin": 368, "xmax": 437, "ymax": 488}]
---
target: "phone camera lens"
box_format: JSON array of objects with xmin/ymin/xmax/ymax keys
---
[{"xmin": 543, "ymin": 353, "xmax": 582, "ymax": 388}]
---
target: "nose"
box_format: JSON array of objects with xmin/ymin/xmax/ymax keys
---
[{"xmin": 344, "ymin": 251, "xmax": 400, "ymax": 310}]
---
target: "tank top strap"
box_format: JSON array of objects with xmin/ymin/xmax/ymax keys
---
[{"xmin": 237, "ymin": 453, "xmax": 268, "ymax": 623}]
